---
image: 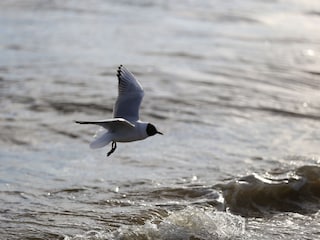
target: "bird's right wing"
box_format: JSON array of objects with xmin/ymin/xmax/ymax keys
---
[
  {"xmin": 75, "ymin": 118, "xmax": 135, "ymax": 131},
  {"xmin": 113, "ymin": 65, "xmax": 144, "ymax": 122}
]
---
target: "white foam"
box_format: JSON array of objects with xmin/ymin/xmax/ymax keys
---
[{"xmin": 157, "ymin": 207, "xmax": 245, "ymax": 240}]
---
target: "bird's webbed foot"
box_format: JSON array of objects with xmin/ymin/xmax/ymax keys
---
[{"xmin": 107, "ymin": 141, "xmax": 117, "ymax": 157}]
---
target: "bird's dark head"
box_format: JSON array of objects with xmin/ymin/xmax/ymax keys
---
[{"xmin": 146, "ymin": 123, "xmax": 163, "ymax": 136}]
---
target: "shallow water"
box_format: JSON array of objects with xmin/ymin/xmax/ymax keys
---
[{"xmin": 1, "ymin": 0, "xmax": 320, "ymax": 239}]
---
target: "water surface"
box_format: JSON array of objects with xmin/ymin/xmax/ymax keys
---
[{"xmin": 1, "ymin": 0, "xmax": 320, "ymax": 239}]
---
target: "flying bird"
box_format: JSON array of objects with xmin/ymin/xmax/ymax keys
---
[{"xmin": 75, "ymin": 65, "xmax": 162, "ymax": 156}]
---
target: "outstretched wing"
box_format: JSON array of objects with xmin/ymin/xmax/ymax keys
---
[
  {"xmin": 75, "ymin": 118, "xmax": 135, "ymax": 131},
  {"xmin": 113, "ymin": 65, "xmax": 144, "ymax": 122}
]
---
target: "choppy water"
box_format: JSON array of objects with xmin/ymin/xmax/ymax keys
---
[{"xmin": 1, "ymin": 0, "xmax": 320, "ymax": 239}]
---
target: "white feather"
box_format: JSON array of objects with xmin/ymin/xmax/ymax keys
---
[{"xmin": 90, "ymin": 128, "xmax": 112, "ymax": 149}]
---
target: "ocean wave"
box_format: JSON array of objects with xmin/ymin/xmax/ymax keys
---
[
  {"xmin": 64, "ymin": 207, "xmax": 245, "ymax": 240},
  {"xmin": 219, "ymin": 165, "xmax": 320, "ymax": 217}
]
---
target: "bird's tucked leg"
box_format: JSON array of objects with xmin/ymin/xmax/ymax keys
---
[{"xmin": 107, "ymin": 141, "xmax": 117, "ymax": 157}]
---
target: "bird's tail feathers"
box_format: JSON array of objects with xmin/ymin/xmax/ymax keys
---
[{"xmin": 90, "ymin": 128, "xmax": 112, "ymax": 149}]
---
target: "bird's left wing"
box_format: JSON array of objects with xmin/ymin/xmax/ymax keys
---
[
  {"xmin": 113, "ymin": 65, "xmax": 144, "ymax": 122},
  {"xmin": 75, "ymin": 118, "xmax": 135, "ymax": 131}
]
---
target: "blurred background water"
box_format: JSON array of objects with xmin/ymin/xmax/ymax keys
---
[{"xmin": 1, "ymin": 0, "xmax": 320, "ymax": 239}]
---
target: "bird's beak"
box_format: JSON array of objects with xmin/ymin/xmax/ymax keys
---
[{"xmin": 157, "ymin": 131, "xmax": 163, "ymax": 135}]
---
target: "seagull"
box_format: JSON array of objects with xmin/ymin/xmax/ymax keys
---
[{"xmin": 75, "ymin": 65, "xmax": 163, "ymax": 156}]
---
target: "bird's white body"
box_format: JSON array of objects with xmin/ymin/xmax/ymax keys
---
[
  {"xmin": 113, "ymin": 121, "xmax": 149, "ymax": 142},
  {"xmin": 75, "ymin": 65, "xmax": 162, "ymax": 156},
  {"xmin": 90, "ymin": 120, "xmax": 149, "ymax": 149}
]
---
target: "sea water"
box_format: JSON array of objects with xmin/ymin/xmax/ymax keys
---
[{"xmin": 1, "ymin": 0, "xmax": 320, "ymax": 239}]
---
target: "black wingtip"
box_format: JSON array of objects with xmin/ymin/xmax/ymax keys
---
[
  {"xmin": 117, "ymin": 65, "xmax": 124, "ymax": 80},
  {"xmin": 74, "ymin": 120, "xmax": 84, "ymax": 124},
  {"xmin": 117, "ymin": 65, "xmax": 122, "ymax": 74}
]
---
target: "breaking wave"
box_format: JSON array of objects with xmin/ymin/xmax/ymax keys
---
[{"xmin": 64, "ymin": 207, "xmax": 245, "ymax": 240}]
